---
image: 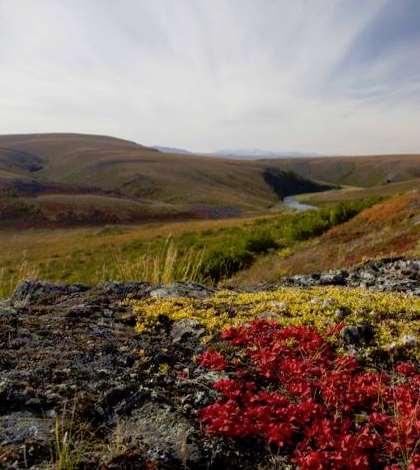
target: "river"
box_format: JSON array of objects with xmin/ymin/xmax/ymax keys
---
[{"xmin": 283, "ymin": 196, "xmax": 320, "ymax": 212}]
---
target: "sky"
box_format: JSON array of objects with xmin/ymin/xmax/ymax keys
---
[{"xmin": 1, "ymin": 0, "xmax": 420, "ymax": 155}]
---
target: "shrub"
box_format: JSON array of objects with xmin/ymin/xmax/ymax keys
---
[
  {"xmin": 282, "ymin": 197, "xmax": 384, "ymax": 241},
  {"xmin": 197, "ymin": 229, "xmax": 278, "ymax": 282},
  {"xmin": 243, "ymin": 230, "xmax": 279, "ymax": 254},
  {"xmin": 284, "ymin": 212, "xmax": 330, "ymax": 240},
  {"xmin": 198, "ymin": 319, "xmax": 420, "ymax": 470},
  {"xmin": 199, "ymin": 246, "xmax": 254, "ymax": 282}
]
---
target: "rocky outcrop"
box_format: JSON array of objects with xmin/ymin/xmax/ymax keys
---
[
  {"xmin": 1, "ymin": 280, "xmax": 261, "ymax": 470},
  {"xmin": 277, "ymin": 258, "xmax": 420, "ymax": 294}
]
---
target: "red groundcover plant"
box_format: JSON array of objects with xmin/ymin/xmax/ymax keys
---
[{"xmin": 197, "ymin": 319, "xmax": 420, "ymax": 470}]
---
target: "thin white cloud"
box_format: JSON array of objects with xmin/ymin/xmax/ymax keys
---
[{"xmin": 0, "ymin": 0, "xmax": 419, "ymax": 154}]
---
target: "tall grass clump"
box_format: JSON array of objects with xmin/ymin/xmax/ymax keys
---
[
  {"xmin": 0, "ymin": 260, "xmax": 40, "ymax": 299},
  {"xmin": 52, "ymin": 400, "xmax": 87, "ymax": 470},
  {"xmin": 110, "ymin": 238, "xmax": 206, "ymax": 284}
]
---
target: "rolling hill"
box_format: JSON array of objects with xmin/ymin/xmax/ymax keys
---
[
  {"xmin": 0, "ymin": 133, "xmax": 331, "ymax": 227},
  {"xmin": 2, "ymin": 133, "xmax": 420, "ymax": 228}
]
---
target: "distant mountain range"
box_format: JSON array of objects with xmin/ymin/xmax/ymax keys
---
[
  {"xmin": 151, "ymin": 146, "xmax": 193, "ymax": 155},
  {"xmin": 210, "ymin": 149, "xmax": 320, "ymax": 159},
  {"xmin": 152, "ymin": 146, "xmax": 319, "ymax": 159}
]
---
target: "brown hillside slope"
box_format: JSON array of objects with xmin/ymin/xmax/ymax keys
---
[
  {"xmin": 0, "ymin": 133, "xmax": 330, "ymax": 226},
  {"xmin": 267, "ymin": 154, "xmax": 420, "ymax": 187},
  {"xmin": 0, "ymin": 133, "xmax": 327, "ymax": 204},
  {"xmin": 298, "ymin": 178, "xmax": 420, "ymax": 206},
  {"xmin": 0, "ymin": 134, "xmax": 154, "ymax": 198},
  {"xmin": 232, "ymin": 191, "xmax": 420, "ymax": 285}
]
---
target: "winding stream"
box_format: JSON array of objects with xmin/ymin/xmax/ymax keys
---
[{"xmin": 283, "ymin": 196, "xmax": 319, "ymax": 212}]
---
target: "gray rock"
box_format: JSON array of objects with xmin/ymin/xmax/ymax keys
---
[
  {"xmin": 335, "ymin": 306, "xmax": 351, "ymax": 321},
  {"xmin": 277, "ymin": 257, "xmax": 420, "ymax": 295},
  {"xmin": 340, "ymin": 324, "xmax": 374, "ymax": 346},
  {"xmin": 320, "ymin": 270, "xmax": 348, "ymax": 286},
  {"xmin": 12, "ymin": 280, "xmax": 88, "ymax": 304},
  {"xmin": 256, "ymin": 310, "xmax": 283, "ymax": 321},
  {"xmin": 0, "ymin": 300, "xmax": 16, "ymax": 315},
  {"xmin": 116, "ymin": 402, "xmax": 202, "ymax": 463},
  {"xmin": 89, "ymin": 281, "xmax": 154, "ymax": 299},
  {"xmin": 150, "ymin": 283, "xmax": 214, "ymax": 300},
  {"xmin": 66, "ymin": 303, "xmax": 102, "ymax": 319},
  {"xmin": 170, "ymin": 318, "xmax": 206, "ymax": 343},
  {"xmin": 401, "ymin": 335, "xmax": 417, "ymax": 347},
  {"xmin": 0, "ymin": 412, "xmax": 53, "ymax": 445}
]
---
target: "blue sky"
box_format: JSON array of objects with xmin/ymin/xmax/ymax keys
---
[{"xmin": 1, "ymin": 0, "xmax": 420, "ymax": 154}]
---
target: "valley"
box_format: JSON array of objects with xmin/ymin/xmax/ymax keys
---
[{"xmin": 1, "ymin": 133, "xmax": 420, "ymax": 296}]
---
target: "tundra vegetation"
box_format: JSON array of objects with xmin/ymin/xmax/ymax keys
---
[{"xmin": 130, "ymin": 286, "xmax": 420, "ymax": 470}]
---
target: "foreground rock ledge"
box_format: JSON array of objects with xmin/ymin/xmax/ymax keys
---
[
  {"xmin": 1, "ymin": 257, "xmax": 420, "ymax": 470},
  {"xmin": 1, "ymin": 280, "xmax": 263, "ymax": 470}
]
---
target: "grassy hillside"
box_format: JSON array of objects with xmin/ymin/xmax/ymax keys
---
[
  {"xmin": 0, "ymin": 133, "xmax": 331, "ymax": 226},
  {"xmin": 0, "ymin": 214, "xmax": 281, "ymax": 297},
  {"xmin": 232, "ymin": 190, "xmax": 420, "ymax": 285},
  {"xmin": 2, "ymin": 133, "xmax": 420, "ymax": 289},
  {"xmin": 2, "ymin": 133, "xmax": 420, "ymax": 227}
]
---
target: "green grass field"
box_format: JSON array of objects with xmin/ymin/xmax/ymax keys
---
[{"xmin": 0, "ymin": 197, "xmax": 384, "ymax": 298}]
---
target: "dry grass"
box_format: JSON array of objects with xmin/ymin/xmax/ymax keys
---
[
  {"xmin": 0, "ymin": 260, "xmax": 40, "ymax": 299},
  {"xmin": 0, "ymin": 214, "xmax": 271, "ymax": 260},
  {"xmin": 0, "ymin": 193, "xmax": 198, "ymax": 227},
  {"xmin": 112, "ymin": 238, "xmax": 205, "ymax": 285}
]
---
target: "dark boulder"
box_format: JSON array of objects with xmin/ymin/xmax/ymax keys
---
[{"xmin": 340, "ymin": 323, "xmax": 374, "ymax": 346}]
